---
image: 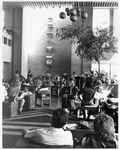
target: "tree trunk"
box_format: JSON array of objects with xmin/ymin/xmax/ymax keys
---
[
  {"xmin": 98, "ymin": 61, "xmax": 100, "ymax": 74},
  {"xmin": 81, "ymin": 55, "xmax": 83, "ymax": 75}
]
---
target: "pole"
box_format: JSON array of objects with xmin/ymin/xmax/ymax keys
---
[{"xmin": 81, "ymin": 6, "xmax": 85, "ymax": 75}]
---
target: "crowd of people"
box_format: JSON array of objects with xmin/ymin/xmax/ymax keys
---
[
  {"xmin": 2, "ymin": 69, "xmax": 118, "ymax": 148},
  {"xmin": 2, "ymin": 69, "xmax": 118, "ymax": 111},
  {"xmin": 15, "ymin": 108, "xmax": 118, "ymax": 148}
]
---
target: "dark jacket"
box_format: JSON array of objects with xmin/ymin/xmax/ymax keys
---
[{"xmin": 80, "ymin": 133, "xmax": 118, "ymax": 148}]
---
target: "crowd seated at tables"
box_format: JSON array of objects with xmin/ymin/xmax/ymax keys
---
[
  {"xmin": 2, "ymin": 69, "xmax": 118, "ymax": 118},
  {"xmin": 2, "ymin": 69, "xmax": 118, "ymax": 112},
  {"xmin": 2, "ymin": 69, "xmax": 118, "ymax": 148}
]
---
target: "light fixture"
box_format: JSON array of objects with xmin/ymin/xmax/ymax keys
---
[
  {"xmin": 59, "ymin": 12, "xmax": 66, "ymax": 19},
  {"xmin": 59, "ymin": 7, "xmax": 88, "ymax": 22},
  {"xmin": 81, "ymin": 12, "xmax": 88, "ymax": 19},
  {"xmin": 70, "ymin": 15, "xmax": 77, "ymax": 22}
]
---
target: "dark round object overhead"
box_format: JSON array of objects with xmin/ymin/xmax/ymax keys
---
[
  {"xmin": 59, "ymin": 12, "xmax": 66, "ymax": 19},
  {"xmin": 69, "ymin": 8, "xmax": 77, "ymax": 16},
  {"xmin": 67, "ymin": 11, "xmax": 70, "ymax": 16},
  {"xmin": 77, "ymin": 12, "xmax": 81, "ymax": 16},
  {"xmin": 81, "ymin": 12, "xmax": 88, "ymax": 19},
  {"xmin": 77, "ymin": 7, "xmax": 81, "ymax": 16},
  {"xmin": 77, "ymin": 7, "xmax": 81, "ymax": 12},
  {"xmin": 70, "ymin": 15, "xmax": 77, "ymax": 22},
  {"xmin": 65, "ymin": 7, "xmax": 69, "ymax": 12}
]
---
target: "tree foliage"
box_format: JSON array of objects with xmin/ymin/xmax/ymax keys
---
[{"xmin": 56, "ymin": 25, "xmax": 118, "ymax": 63}]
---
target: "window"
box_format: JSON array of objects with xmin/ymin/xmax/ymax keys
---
[
  {"xmin": 4, "ymin": 37, "xmax": 7, "ymax": 45},
  {"xmin": 8, "ymin": 39, "xmax": 12, "ymax": 46},
  {"xmin": 113, "ymin": 8, "xmax": 119, "ymax": 37},
  {"xmin": 93, "ymin": 8, "xmax": 110, "ymax": 29}
]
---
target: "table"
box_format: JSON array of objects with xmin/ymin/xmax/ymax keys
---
[
  {"xmin": 23, "ymin": 93, "xmax": 35, "ymax": 111},
  {"xmin": 3, "ymin": 101, "xmax": 20, "ymax": 118}
]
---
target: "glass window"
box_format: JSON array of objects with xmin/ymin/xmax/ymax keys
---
[
  {"xmin": 8, "ymin": 39, "xmax": 12, "ymax": 46},
  {"xmin": 113, "ymin": 8, "xmax": 119, "ymax": 38},
  {"xmin": 93, "ymin": 8, "xmax": 110, "ymax": 29},
  {"xmin": 4, "ymin": 37, "xmax": 7, "ymax": 45}
]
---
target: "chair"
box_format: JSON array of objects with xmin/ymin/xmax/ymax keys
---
[
  {"xmin": 67, "ymin": 94, "xmax": 74, "ymax": 112},
  {"xmin": 3, "ymin": 86, "xmax": 21, "ymax": 118},
  {"xmin": 3, "ymin": 101, "xmax": 20, "ymax": 118},
  {"xmin": 62, "ymin": 86, "xmax": 71, "ymax": 95},
  {"xmin": 51, "ymin": 85, "xmax": 59, "ymax": 97},
  {"xmin": 35, "ymin": 90, "xmax": 41, "ymax": 106},
  {"xmin": 77, "ymin": 98, "xmax": 99, "ymax": 119},
  {"xmin": 23, "ymin": 93, "xmax": 35, "ymax": 111},
  {"xmin": 41, "ymin": 89, "xmax": 51, "ymax": 108}
]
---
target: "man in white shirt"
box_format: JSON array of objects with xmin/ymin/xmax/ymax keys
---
[{"xmin": 20, "ymin": 108, "xmax": 73, "ymax": 148}]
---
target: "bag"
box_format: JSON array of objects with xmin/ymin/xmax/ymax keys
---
[{"xmin": 77, "ymin": 121, "xmax": 92, "ymax": 129}]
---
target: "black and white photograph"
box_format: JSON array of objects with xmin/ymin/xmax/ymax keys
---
[{"xmin": 1, "ymin": 0, "xmax": 119, "ymax": 148}]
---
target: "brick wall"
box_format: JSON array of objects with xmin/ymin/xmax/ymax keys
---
[
  {"xmin": 22, "ymin": 7, "xmax": 72, "ymax": 78},
  {"xmin": 22, "ymin": 6, "xmax": 93, "ymax": 78}
]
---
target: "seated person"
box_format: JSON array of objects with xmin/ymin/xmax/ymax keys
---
[
  {"xmin": 68, "ymin": 77, "xmax": 75, "ymax": 94},
  {"xmin": 79, "ymin": 113, "xmax": 118, "ymax": 148},
  {"xmin": 71, "ymin": 71, "xmax": 77, "ymax": 81},
  {"xmin": 71, "ymin": 86, "xmax": 79, "ymax": 95},
  {"xmin": 28, "ymin": 74, "xmax": 34, "ymax": 86},
  {"xmin": 55, "ymin": 74, "xmax": 61, "ymax": 83},
  {"xmin": 2, "ymin": 82, "xmax": 9, "ymax": 101},
  {"xmin": 27, "ymin": 69, "xmax": 32, "ymax": 79},
  {"xmin": 14, "ymin": 70, "xmax": 20, "ymax": 82},
  {"xmin": 62, "ymin": 71, "xmax": 68, "ymax": 81},
  {"xmin": 78, "ymin": 80, "xmax": 95, "ymax": 119},
  {"xmin": 45, "ymin": 71, "xmax": 51, "ymax": 80},
  {"xmin": 8, "ymin": 79, "xmax": 21, "ymax": 102},
  {"xmin": 34, "ymin": 77, "xmax": 42, "ymax": 91},
  {"xmin": 15, "ymin": 108, "xmax": 73, "ymax": 148},
  {"xmin": 94, "ymin": 79, "xmax": 103, "ymax": 93},
  {"xmin": 71, "ymin": 90, "xmax": 82, "ymax": 110},
  {"xmin": 81, "ymin": 80, "xmax": 95, "ymax": 105},
  {"xmin": 8, "ymin": 79, "xmax": 32, "ymax": 113},
  {"xmin": 35, "ymin": 81, "xmax": 50, "ymax": 106},
  {"xmin": 68, "ymin": 77, "xmax": 75, "ymax": 87},
  {"xmin": 61, "ymin": 77, "xmax": 67, "ymax": 88},
  {"xmin": 41, "ymin": 76, "xmax": 51, "ymax": 88},
  {"xmin": 101, "ymin": 99, "xmax": 118, "ymax": 133}
]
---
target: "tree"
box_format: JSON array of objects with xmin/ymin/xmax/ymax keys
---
[{"xmin": 56, "ymin": 25, "xmax": 118, "ymax": 74}]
